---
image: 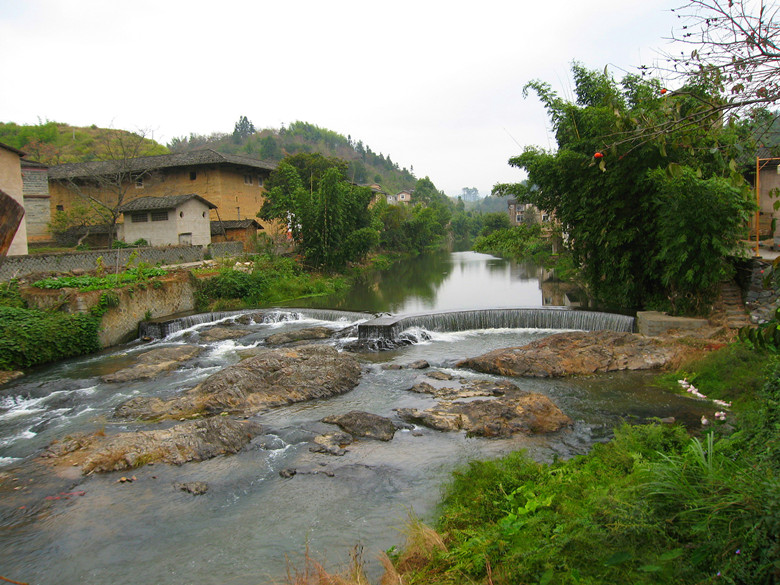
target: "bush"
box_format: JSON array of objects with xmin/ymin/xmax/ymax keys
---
[{"xmin": 0, "ymin": 306, "xmax": 101, "ymax": 370}]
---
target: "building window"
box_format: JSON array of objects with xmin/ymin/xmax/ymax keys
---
[
  {"xmin": 131, "ymin": 212, "xmax": 148, "ymax": 223},
  {"xmin": 542, "ymin": 214, "xmax": 550, "ymax": 222},
  {"xmin": 257, "ymin": 176, "xmax": 264, "ymax": 187},
  {"xmin": 56, "ymin": 205, "xmax": 64, "ymax": 212},
  {"xmin": 189, "ymin": 171, "xmax": 197, "ymax": 181},
  {"xmin": 516, "ymin": 214, "xmax": 522, "ymax": 222},
  {"xmin": 135, "ymin": 177, "xmax": 144, "ymax": 188},
  {"xmin": 151, "ymin": 210, "xmax": 169, "ymax": 222},
  {"xmin": 244, "ymin": 175, "xmax": 253, "ymax": 185}
]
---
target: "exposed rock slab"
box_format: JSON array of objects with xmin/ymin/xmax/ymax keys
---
[
  {"xmin": 264, "ymin": 326, "xmax": 334, "ymax": 346},
  {"xmin": 457, "ymin": 330, "xmax": 678, "ymax": 377},
  {"xmin": 42, "ymin": 418, "xmax": 261, "ymax": 474},
  {"xmin": 396, "ymin": 377, "xmax": 570, "ymax": 437},
  {"xmin": 199, "ymin": 326, "xmax": 251, "ymax": 342},
  {"xmin": 321, "ymin": 411, "xmax": 396, "ymax": 441},
  {"xmin": 310, "ymin": 431, "xmax": 354, "ymax": 456},
  {"xmin": 101, "ymin": 345, "xmax": 202, "ymax": 383},
  {"xmin": 115, "ymin": 345, "xmax": 361, "ymax": 420}
]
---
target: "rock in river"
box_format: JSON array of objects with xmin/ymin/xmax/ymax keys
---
[
  {"xmin": 115, "ymin": 345, "xmax": 361, "ymax": 420},
  {"xmin": 198, "ymin": 326, "xmax": 251, "ymax": 342},
  {"xmin": 43, "ymin": 417, "xmax": 262, "ymax": 474},
  {"xmin": 457, "ymin": 330, "xmax": 678, "ymax": 377},
  {"xmin": 396, "ymin": 377, "xmax": 570, "ymax": 437},
  {"xmin": 264, "ymin": 326, "xmax": 335, "ymax": 346},
  {"xmin": 101, "ymin": 345, "xmax": 202, "ymax": 383},
  {"xmin": 321, "ymin": 411, "xmax": 397, "ymax": 441}
]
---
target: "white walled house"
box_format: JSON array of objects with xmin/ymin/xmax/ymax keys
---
[{"xmin": 118, "ymin": 194, "xmax": 216, "ymax": 246}]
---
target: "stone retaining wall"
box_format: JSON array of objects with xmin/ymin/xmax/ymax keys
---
[
  {"xmin": 744, "ymin": 258, "xmax": 780, "ymax": 324},
  {"xmin": 0, "ymin": 241, "xmax": 243, "ymax": 281},
  {"xmin": 21, "ymin": 271, "xmax": 197, "ymax": 347},
  {"xmin": 636, "ymin": 311, "xmax": 709, "ymax": 336}
]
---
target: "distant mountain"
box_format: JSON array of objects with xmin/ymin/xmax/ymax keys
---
[
  {"xmin": 168, "ymin": 120, "xmax": 418, "ymax": 195},
  {"xmin": 0, "ymin": 121, "xmax": 168, "ymax": 165}
]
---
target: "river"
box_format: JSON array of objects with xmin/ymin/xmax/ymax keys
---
[{"xmin": 0, "ymin": 251, "xmax": 709, "ymax": 585}]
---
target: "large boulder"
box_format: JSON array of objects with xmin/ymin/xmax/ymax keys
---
[
  {"xmin": 115, "ymin": 345, "xmax": 361, "ymax": 420},
  {"xmin": 396, "ymin": 377, "xmax": 571, "ymax": 437},
  {"xmin": 198, "ymin": 326, "xmax": 251, "ymax": 342},
  {"xmin": 264, "ymin": 326, "xmax": 334, "ymax": 346},
  {"xmin": 457, "ymin": 330, "xmax": 678, "ymax": 377},
  {"xmin": 101, "ymin": 345, "xmax": 202, "ymax": 383},
  {"xmin": 321, "ymin": 411, "xmax": 397, "ymax": 441},
  {"xmin": 43, "ymin": 417, "xmax": 262, "ymax": 474}
]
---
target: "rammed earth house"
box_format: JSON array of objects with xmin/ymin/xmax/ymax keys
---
[
  {"xmin": 119, "ymin": 194, "xmax": 216, "ymax": 247},
  {"xmin": 48, "ymin": 149, "xmax": 277, "ymax": 229}
]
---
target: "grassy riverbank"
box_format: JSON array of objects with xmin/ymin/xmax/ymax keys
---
[{"xmin": 304, "ymin": 342, "xmax": 779, "ymax": 585}]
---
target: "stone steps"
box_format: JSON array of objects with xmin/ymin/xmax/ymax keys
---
[{"xmin": 718, "ymin": 281, "xmax": 749, "ymax": 330}]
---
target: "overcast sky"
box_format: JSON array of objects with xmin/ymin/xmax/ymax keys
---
[{"xmin": 0, "ymin": 0, "xmax": 681, "ymax": 197}]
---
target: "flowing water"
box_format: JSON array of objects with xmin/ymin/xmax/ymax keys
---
[{"xmin": 0, "ymin": 252, "xmax": 711, "ymax": 585}]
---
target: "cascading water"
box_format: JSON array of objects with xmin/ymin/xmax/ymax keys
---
[
  {"xmin": 139, "ymin": 308, "xmax": 375, "ymax": 339},
  {"xmin": 357, "ymin": 307, "xmax": 635, "ymax": 348}
]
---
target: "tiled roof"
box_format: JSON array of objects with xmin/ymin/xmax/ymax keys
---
[
  {"xmin": 118, "ymin": 194, "xmax": 217, "ymax": 212},
  {"xmin": 210, "ymin": 219, "xmax": 261, "ymax": 235},
  {"xmin": 48, "ymin": 148, "xmax": 276, "ymax": 180}
]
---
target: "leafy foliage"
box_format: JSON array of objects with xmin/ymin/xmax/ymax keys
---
[
  {"xmin": 0, "ymin": 307, "xmax": 101, "ymax": 370},
  {"xmin": 259, "ymin": 157, "xmax": 377, "ymax": 268},
  {"xmin": 513, "ymin": 64, "xmax": 754, "ymax": 312},
  {"xmin": 32, "ymin": 267, "xmax": 167, "ymax": 291},
  {"xmin": 195, "ymin": 254, "xmax": 346, "ymax": 309},
  {"xmin": 473, "ymin": 224, "xmax": 552, "ymax": 263}
]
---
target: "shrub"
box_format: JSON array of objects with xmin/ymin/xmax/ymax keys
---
[{"xmin": 0, "ymin": 306, "xmax": 101, "ymax": 370}]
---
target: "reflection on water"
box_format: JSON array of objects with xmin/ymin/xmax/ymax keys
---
[
  {"xmin": 0, "ymin": 252, "xmax": 702, "ymax": 585},
  {"xmin": 283, "ymin": 251, "xmax": 551, "ymax": 313}
]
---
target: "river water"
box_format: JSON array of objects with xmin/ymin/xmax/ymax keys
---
[{"xmin": 0, "ymin": 252, "xmax": 710, "ymax": 585}]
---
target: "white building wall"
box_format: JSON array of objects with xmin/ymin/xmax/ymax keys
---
[
  {"xmin": 123, "ymin": 199, "xmax": 211, "ymax": 246},
  {"xmin": 175, "ymin": 198, "xmax": 211, "ymax": 246}
]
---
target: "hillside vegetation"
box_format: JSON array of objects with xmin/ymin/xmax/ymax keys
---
[
  {"xmin": 1, "ymin": 118, "xmax": 419, "ymax": 197},
  {"xmin": 168, "ymin": 119, "xmax": 418, "ymax": 195},
  {"xmin": 0, "ymin": 120, "xmax": 168, "ymax": 164}
]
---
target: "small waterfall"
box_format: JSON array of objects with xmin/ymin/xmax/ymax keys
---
[
  {"xmin": 356, "ymin": 307, "xmax": 635, "ymax": 348},
  {"xmin": 138, "ymin": 308, "xmax": 374, "ymax": 340}
]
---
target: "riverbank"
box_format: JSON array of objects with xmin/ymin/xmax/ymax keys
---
[{"xmin": 338, "ymin": 341, "xmax": 779, "ymax": 585}]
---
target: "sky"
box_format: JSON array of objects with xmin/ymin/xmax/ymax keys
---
[{"xmin": 0, "ymin": 0, "xmax": 682, "ymax": 197}]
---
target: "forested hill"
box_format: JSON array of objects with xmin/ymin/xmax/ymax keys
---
[
  {"xmin": 0, "ymin": 119, "xmax": 419, "ymax": 196},
  {"xmin": 168, "ymin": 120, "xmax": 418, "ymax": 195}
]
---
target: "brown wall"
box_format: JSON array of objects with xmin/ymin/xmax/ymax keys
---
[
  {"xmin": 50, "ymin": 164, "xmax": 274, "ymax": 233},
  {"xmin": 0, "ymin": 146, "xmax": 28, "ymax": 255}
]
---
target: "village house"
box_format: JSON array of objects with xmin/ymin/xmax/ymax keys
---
[
  {"xmin": 211, "ymin": 218, "xmax": 262, "ymax": 250},
  {"xmin": 397, "ymin": 190, "xmax": 412, "ymax": 204},
  {"xmin": 507, "ymin": 198, "xmax": 548, "ymax": 226},
  {"xmin": 21, "ymin": 159, "xmax": 50, "ymax": 243},
  {"xmin": 118, "ymin": 194, "xmax": 216, "ymax": 247},
  {"xmin": 47, "ymin": 149, "xmax": 277, "ymax": 231},
  {"xmin": 0, "ymin": 142, "xmax": 29, "ymax": 255},
  {"xmin": 750, "ymin": 145, "xmax": 780, "ymax": 246}
]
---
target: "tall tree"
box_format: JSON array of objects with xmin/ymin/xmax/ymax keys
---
[
  {"xmin": 232, "ymin": 115, "xmax": 256, "ymax": 142},
  {"xmin": 514, "ymin": 65, "xmax": 754, "ymax": 313},
  {"xmin": 258, "ymin": 157, "xmax": 375, "ymax": 268}
]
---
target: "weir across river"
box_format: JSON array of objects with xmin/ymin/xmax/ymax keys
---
[{"xmin": 356, "ymin": 307, "xmax": 636, "ymax": 347}]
